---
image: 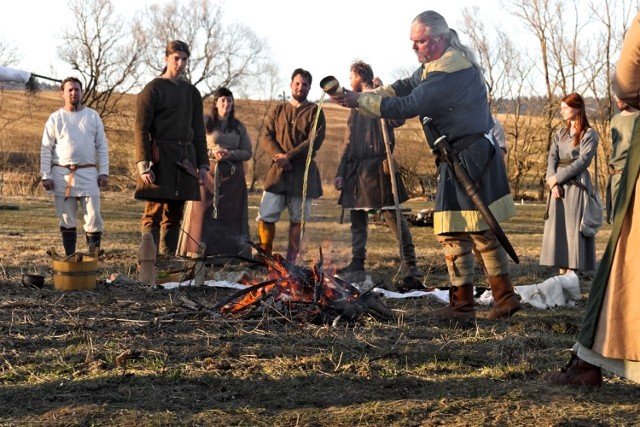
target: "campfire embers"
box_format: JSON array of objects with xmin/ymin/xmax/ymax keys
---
[{"xmin": 215, "ymin": 244, "xmax": 393, "ymax": 323}]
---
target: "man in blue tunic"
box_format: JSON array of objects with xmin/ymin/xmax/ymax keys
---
[{"xmin": 333, "ymin": 10, "xmax": 519, "ymax": 320}]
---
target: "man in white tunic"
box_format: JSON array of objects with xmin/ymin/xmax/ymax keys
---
[{"xmin": 40, "ymin": 77, "xmax": 109, "ymax": 256}]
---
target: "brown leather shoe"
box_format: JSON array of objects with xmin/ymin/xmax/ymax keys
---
[
  {"xmin": 487, "ymin": 274, "xmax": 521, "ymax": 320},
  {"xmin": 544, "ymin": 353, "xmax": 603, "ymax": 388},
  {"xmin": 427, "ymin": 285, "xmax": 476, "ymax": 318}
]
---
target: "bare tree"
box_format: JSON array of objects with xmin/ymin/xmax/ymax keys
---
[
  {"xmin": 584, "ymin": 0, "xmax": 640, "ymax": 196},
  {"xmin": 243, "ymin": 62, "xmax": 282, "ymax": 192},
  {"xmin": 58, "ymin": 0, "xmax": 144, "ymax": 120},
  {"xmin": 507, "ymin": 0, "xmax": 568, "ymax": 152},
  {"xmin": 459, "ymin": 7, "xmax": 543, "ymax": 199},
  {"xmin": 0, "ymin": 40, "xmax": 20, "ymax": 68},
  {"xmin": 461, "ymin": 7, "xmax": 502, "ymax": 107},
  {"xmin": 137, "ymin": 0, "xmax": 275, "ymax": 100}
]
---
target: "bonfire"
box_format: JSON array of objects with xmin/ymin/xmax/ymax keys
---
[{"xmin": 214, "ymin": 243, "xmax": 393, "ymax": 324}]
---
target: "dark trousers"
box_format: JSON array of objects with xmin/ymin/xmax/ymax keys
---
[{"xmin": 349, "ymin": 209, "xmax": 416, "ymax": 263}]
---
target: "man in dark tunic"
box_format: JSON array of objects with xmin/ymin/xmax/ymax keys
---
[
  {"xmin": 334, "ymin": 60, "xmax": 423, "ymax": 288},
  {"xmin": 256, "ymin": 68, "xmax": 325, "ymax": 264},
  {"xmin": 134, "ymin": 40, "xmax": 209, "ymax": 256},
  {"xmin": 332, "ymin": 11, "xmax": 519, "ymax": 320}
]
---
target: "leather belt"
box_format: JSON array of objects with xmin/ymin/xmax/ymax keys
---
[{"xmin": 54, "ymin": 163, "xmax": 96, "ymax": 199}]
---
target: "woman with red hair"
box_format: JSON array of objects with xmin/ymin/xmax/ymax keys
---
[{"xmin": 539, "ymin": 93, "xmax": 599, "ymax": 274}]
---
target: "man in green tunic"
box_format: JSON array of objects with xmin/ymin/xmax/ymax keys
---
[{"xmin": 134, "ymin": 40, "xmax": 209, "ymax": 256}]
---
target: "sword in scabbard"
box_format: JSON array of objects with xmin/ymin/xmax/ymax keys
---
[{"xmin": 422, "ymin": 116, "xmax": 519, "ymax": 264}]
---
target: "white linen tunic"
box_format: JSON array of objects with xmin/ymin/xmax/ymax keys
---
[{"xmin": 40, "ymin": 107, "xmax": 109, "ymax": 197}]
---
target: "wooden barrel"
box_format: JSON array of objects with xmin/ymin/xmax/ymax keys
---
[{"xmin": 51, "ymin": 254, "xmax": 98, "ymax": 291}]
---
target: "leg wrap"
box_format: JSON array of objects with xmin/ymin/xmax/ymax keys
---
[
  {"xmin": 381, "ymin": 210, "xmax": 417, "ymax": 264},
  {"xmin": 286, "ymin": 222, "xmax": 302, "ymax": 264},
  {"xmin": 471, "ymin": 230, "xmax": 510, "ymax": 277},
  {"xmin": 86, "ymin": 232, "xmax": 102, "ymax": 252},
  {"xmin": 60, "ymin": 227, "xmax": 77, "ymax": 256},
  {"xmin": 437, "ymin": 233, "xmax": 475, "ymax": 287},
  {"xmin": 258, "ymin": 220, "xmax": 276, "ymax": 255},
  {"xmin": 141, "ymin": 226, "xmax": 160, "ymax": 256},
  {"xmin": 160, "ymin": 226, "xmax": 180, "ymax": 256}
]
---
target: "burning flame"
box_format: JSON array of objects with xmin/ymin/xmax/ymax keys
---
[{"xmin": 216, "ymin": 246, "xmax": 390, "ymax": 322}]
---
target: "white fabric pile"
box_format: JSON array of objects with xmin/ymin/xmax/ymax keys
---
[
  {"xmin": 154, "ymin": 270, "xmax": 583, "ymax": 310},
  {"xmin": 513, "ymin": 270, "xmax": 582, "ymax": 309}
]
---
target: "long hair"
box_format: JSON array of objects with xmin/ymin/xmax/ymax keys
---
[
  {"xmin": 161, "ymin": 40, "xmax": 190, "ymax": 75},
  {"xmin": 205, "ymin": 87, "xmax": 240, "ymax": 134},
  {"xmin": 562, "ymin": 92, "xmax": 590, "ymax": 147},
  {"xmin": 412, "ymin": 10, "xmax": 483, "ymax": 72}
]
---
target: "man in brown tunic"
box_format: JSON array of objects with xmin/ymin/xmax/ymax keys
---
[
  {"xmin": 134, "ymin": 40, "xmax": 209, "ymax": 256},
  {"xmin": 334, "ymin": 61, "xmax": 424, "ymax": 288},
  {"xmin": 257, "ymin": 68, "xmax": 325, "ymax": 264}
]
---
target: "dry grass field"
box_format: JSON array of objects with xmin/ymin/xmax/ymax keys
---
[{"xmin": 1, "ymin": 90, "xmax": 639, "ymax": 426}]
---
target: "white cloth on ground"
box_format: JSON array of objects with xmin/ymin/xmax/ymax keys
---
[
  {"xmin": 148, "ymin": 271, "xmax": 583, "ymax": 311},
  {"xmin": 513, "ymin": 270, "xmax": 582, "ymax": 309}
]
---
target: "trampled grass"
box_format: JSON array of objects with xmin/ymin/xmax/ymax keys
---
[{"xmin": 1, "ymin": 193, "xmax": 639, "ymax": 426}]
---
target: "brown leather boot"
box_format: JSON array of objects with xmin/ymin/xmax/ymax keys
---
[
  {"xmin": 487, "ymin": 274, "xmax": 521, "ymax": 319},
  {"xmin": 286, "ymin": 222, "xmax": 301, "ymax": 264},
  {"xmin": 544, "ymin": 353, "xmax": 603, "ymax": 388},
  {"xmin": 427, "ymin": 285, "xmax": 475, "ymax": 318}
]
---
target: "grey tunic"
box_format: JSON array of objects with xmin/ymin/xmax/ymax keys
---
[
  {"xmin": 177, "ymin": 120, "xmax": 252, "ymax": 259},
  {"xmin": 540, "ymin": 127, "xmax": 599, "ymax": 271}
]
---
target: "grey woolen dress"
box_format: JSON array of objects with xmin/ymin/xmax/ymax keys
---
[{"xmin": 540, "ymin": 127, "xmax": 598, "ymax": 271}]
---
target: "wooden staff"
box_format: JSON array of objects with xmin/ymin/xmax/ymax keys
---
[{"xmin": 380, "ymin": 119, "xmax": 405, "ymax": 266}]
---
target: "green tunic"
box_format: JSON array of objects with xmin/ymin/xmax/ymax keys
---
[
  {"xmin": 577, "ymin": 119, "xmax": 640, "ymax": 348},
  {"xmin": 606, "ymin": 112, "xmax": 640, "ymax": 223}
]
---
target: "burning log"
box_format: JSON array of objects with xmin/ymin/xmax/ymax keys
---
[{"xmin": 214, "ymin": 244, "xmax": 393, "ymax": 323}]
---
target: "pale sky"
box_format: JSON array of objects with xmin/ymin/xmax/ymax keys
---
[{"xmin": 1, "ymin": 0, "xmax": 508, "ymax": 99}]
